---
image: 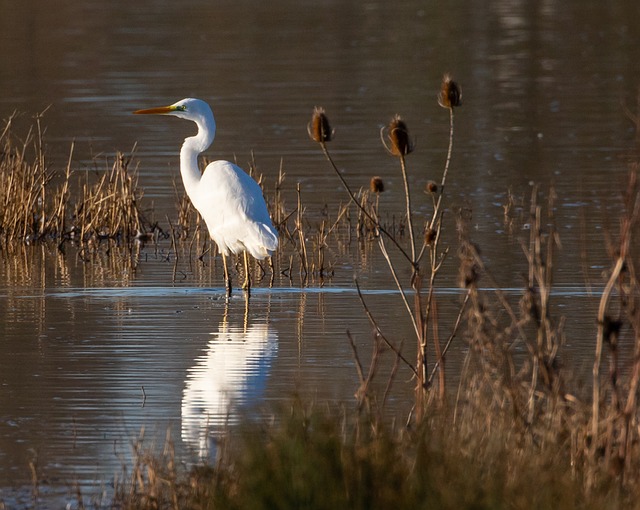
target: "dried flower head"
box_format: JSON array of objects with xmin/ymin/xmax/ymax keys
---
[
  {"xmin": 425, "ymin": 180, "xmax": 438, "ymax": 194},
  {"xmin": 383, "ymin": 115, "xmax": 414, "ymax": 156},
  {"xmin": 308, "ymin": 106, "xmax": 333, "ymax": 143},
  {"xmin": 438, "ymin": 74, "xmax": 462, "ymax": 109},
  {"xmin": 424, "ymin": 227, "xmax": 437, "ymax": 246},
  {"xmin": 370, "ymin": 176, "xmax": 384, "ymax": 193}
]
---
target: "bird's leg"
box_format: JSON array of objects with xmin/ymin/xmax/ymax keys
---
[
  {"xmin": 268, "ymin": 257, "xmax": 275, "ymax": 288},
  {"xmin": 222, "ymin": 252, "xmax": 232, "ymax": 295},
  {"xmin": 242, "ymin": 251, "xmax": 251, "ymax": 292}
]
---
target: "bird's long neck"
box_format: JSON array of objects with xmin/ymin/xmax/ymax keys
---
[{"xmin": 179, "ymin": 116, "xmax": 216, "ymax": 202}]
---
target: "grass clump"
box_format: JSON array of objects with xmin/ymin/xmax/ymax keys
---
[
  {"xmin": 0, "ymin": 111, "xmax": 63, "ymax": 244},
  {"xmin": 72, "ymin": 151, "xmax": 148, "ymax": 245},
  {"xmin": 0, "ymin": 112, "xmax": 152, "ymax": 251},
  {"xmin": 111, "ymin": 397, "xmax": 635, "ymax": 510}
]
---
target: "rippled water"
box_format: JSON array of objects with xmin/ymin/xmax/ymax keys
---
[
  {"xmin": 0, "ymin": 252, "xmax": 422, "ymax": 506},
  {"xmin": 2, "ymin": 0, "xmax": 640, "ymax": 506}
]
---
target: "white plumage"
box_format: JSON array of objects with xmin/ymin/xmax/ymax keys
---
[
  {"xmin": 134, "ymin": 98, "xmax": 278, "ymax": 292},
  {"xmin": 192, "ymin": 160, "xmax": 278, "ymax": 259}
]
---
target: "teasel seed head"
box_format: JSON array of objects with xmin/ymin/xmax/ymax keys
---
[
  {"xmin": 426, "ymin": 180, "xmax": 438, "ymax": 194},
  {"xmin": 308, "ymin": 106, "xmax": 333, "ymax": 143},
  {"xmin": 383, "ymin": 115, "xmax": 414, "ymax": 156},
  {"xmin": 424, "ymin": 227, "xmax": 437, "ymax": 246},
  {"xmin": 370, "ymin": 176, "xmax": 385, "ymax": 193},
  {"xmin": 438, "ymin": 74, "xmax": 462, "ymax": 109}
]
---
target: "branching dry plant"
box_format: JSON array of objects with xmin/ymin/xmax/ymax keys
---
[
  {"xmin": 305, "ymin": 76, "xmax": 640, "ymax": 499},
  {"xmin": 589, "ymin": 169, "xmax": 640, "ymax": 487},
  {"xmin": 308, "ymin": 74, "xmax": 464, "ymax": 418}
]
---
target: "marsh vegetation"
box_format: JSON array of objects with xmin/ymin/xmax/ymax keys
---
[{"xmin": 2, "ymin": 73, "xmax": 640, "ymax": 509}]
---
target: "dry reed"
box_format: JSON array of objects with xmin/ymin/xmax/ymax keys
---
[{"xmin": 0, "ymin": 113, "xmax": 153, "ymax": 254}]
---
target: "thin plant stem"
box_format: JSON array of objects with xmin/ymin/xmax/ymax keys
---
[
  {"xmin": 428, "ymin": 290, "xmax": 470, "ymax": 385},
  {"xmin": 399, "ymin": 154, "xmax": 416, "ymax": 264},
  {"xmin": 377, "ymin": 234, "xmax": 421, "ymax": 341},
  {"xmin": 592, "ymin": 255, "xmax": 625, "ymax": 447},
  {"xmin": 429, "ymin": 107, "xmax": 454, "ymax": 232},
  {"xmin": 319, "ymin": 141, "xmax": 414, "ymax": 266},
  {"xmin": 354, "ymin": 279, "xmax": 417, "ymax": 376}
]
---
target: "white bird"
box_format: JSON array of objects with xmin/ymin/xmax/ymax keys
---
[{"xmin": 134, "ymin": 98, "xmax": 278, "ymax": 293}]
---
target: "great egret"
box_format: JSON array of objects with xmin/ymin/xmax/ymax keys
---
[{"xmin": 134, "ymin": 98, "xmax": 278, "ymax": 293}]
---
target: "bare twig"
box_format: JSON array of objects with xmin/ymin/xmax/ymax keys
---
[
  {"xmin": 318, "ymin": 141, "xmax": 414, "ymax": 266},
  {"xmin": 354, "ymin": 279, "xmax": 417, "ymax": 376},
  {"xmin": 428, "ymin": 290, "xmax": 471, "ymax": 385}
]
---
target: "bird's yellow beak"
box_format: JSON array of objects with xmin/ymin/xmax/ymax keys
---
[{"xmin": 133, "ymin": 105, "xmax": 176, "ymax": 115}]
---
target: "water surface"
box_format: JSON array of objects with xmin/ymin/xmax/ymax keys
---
[{"xmin": 1, "ymin": 0, "xmax": 639, "ymax": 506}]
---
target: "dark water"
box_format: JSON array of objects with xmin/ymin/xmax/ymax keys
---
[{"xmin": 1, "ymin": 0, "xmax": 640, "ymax": 506}]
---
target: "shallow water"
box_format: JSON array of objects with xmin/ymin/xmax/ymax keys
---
[
  {"xmin": 0, "ymin": 248, "xmax": 424, "ymax": 506},
  {"xmin": 2, "ymin": 0, "xmax": 640, "ymax": 506},
  {"xmin": 0, "ymin": 244, "xmax": 606, "ymax": 507}
]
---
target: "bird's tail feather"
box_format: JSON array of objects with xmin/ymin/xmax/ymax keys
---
[{"xmin": 245, "ymin": 222, "xmax": 278, "ymax": 259}]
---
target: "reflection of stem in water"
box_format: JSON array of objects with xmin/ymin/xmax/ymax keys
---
[{"xmin": 297, "ymin": 291, "xmax": 307, "ymax": 371}]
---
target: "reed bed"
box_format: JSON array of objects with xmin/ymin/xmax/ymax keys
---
[
  {"xmin": 0, "ymin": 113, "xmax": 153, "ymax": 253},
  {"xmin": 4, "ymin": 75, "xmax": 640, "ymax": 508},
  {"xmin": 72, "ymin": 151, "xmax": 149, "ymax": 246},
  {"xmin": 0, "ymin": 111, "xmax": 60, "ymax": 244}
]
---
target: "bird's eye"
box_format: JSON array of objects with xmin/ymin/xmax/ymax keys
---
[{"xmin": 176, "ymin": 105, "xmax": 187, "ymax": 112}]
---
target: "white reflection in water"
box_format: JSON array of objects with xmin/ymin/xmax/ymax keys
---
[{"xmin": 181, "ymin": 304, "xmax": 277, "ymax": 458}]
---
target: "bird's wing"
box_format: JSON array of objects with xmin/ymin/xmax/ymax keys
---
[{"xmin": 195, "ymin": 160, "xmax": 278, "ymax": 257}]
